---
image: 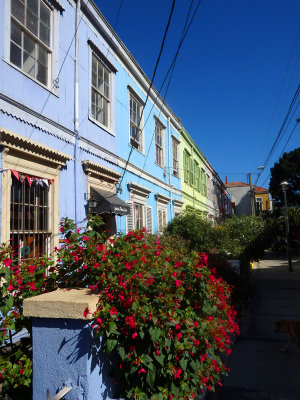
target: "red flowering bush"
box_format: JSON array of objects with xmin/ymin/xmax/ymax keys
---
[{"xmin": 0, "ymin": 216, "xmax": 239, "ymax": 399}]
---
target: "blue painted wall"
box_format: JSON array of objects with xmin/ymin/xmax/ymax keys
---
[{"xmin": 0, "ymin": 0, "xmax": 182, "ymax": 241}]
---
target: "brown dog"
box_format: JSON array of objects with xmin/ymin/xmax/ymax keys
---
[{"xmin": 274, "ymin": 320, "xmax": 300, "ymax": 352}]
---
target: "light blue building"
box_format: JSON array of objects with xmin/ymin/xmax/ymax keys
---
[{"xmin": 0, "ymin": 0, "xmax": 182, "ymax": 258}]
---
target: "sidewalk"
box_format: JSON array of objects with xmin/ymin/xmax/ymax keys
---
[{"xmin": 208, "ymin": 253, "xmax": 300, "ymax": 400}]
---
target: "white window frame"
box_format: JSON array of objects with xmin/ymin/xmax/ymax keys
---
[
  {"xmin": 90, "ymin": 52, "xmax": 111, "ymax": 129},
  {"xmin": 156, "ymin": 193, "xmax": 170, "ymax": 234},
  {"xmin": 128, "ymin": 87, "xmax": 144, "ymax": 153},
  {"xmin": 256, "ymin": 197, "xmax": 263, "ymax": 211},
  {"xmin": 5, "ymin": 0, "xmax": 59, "ymax": 91},
  {"xmin": 172, "ymin": 138, "xmax": 179, "ymax": 177},
  {"xmin": 154, "ymin": 118, "xmax": 165, "ymax": 168}
]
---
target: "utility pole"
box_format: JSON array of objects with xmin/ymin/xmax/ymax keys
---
[
  {"xmin": 249, "ymin": 173, "xmax": 255, "ymax": 216},
  {"xmin": 281, "ymin": 181, "xmax": 293, "ymax": 272}
]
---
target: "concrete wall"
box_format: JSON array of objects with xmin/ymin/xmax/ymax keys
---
[{"xmin": 227, "ymin": 186, "xmax": 251, "ymax": 216}]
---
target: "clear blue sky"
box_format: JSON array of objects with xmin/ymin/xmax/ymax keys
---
[{"xmin": 94, "ymin": 0, "xmax": 300, "ymax": 190}]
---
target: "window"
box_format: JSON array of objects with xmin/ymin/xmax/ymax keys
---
[
  {"xmin": 127, "ymin": 183, "xmax": 152, "ymax": 233},
  {"xmin": 91, "ymin": 53, "xmax": 110, "ymax": 128},
  {"xmin": 190, "ymin": 159, "xmax": 195, "ymax": 187},
  {"xmin": 155, "ymin": 120, "xmax": 164, "ymax": 167},
  {"xmin": 157, "ymin": 208, "xmax": 167, "ymax": 233},
  {"xmin": 183, "ymin": 150, "xmax": 191, "ymax": 184},
  {"xmin": 172, "ymin": 139, "xmax": 179, "ymax": 177},
  {"xmin": 1, "ymin": 129, "xmax": 71, "ymax": 261},
  {"xmin": 130, "ymin": 93, "xmax": 143, "ymax": 152},
  {"xmin": 156, "ymin": 193, "xmax": 170, "ymax": 234},
  {"xmin": 201, "ymin": 168, "xmax": 207, "ymax": 196},
  {"xmin": 10, "ymin": 0, "xmax": 52, "ymax": 86},
  {"xmin": 10, "ymin": 175, "xmax": 50, "ymax": 258},
  {"xmin": 134, "ymin": 202, "xmax": 144, "ymax": 230},
  {"xmin": 256, "ymin": 197, "xmax": 263, "ymax": 211},
  {"xmin": 195, "ymin": 163, "xmax": 200, "ymax": 192}
]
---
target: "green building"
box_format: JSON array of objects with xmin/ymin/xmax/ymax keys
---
[{"xmin": 180, "ymin": 128, "xmax": 207, "ymax": 215}]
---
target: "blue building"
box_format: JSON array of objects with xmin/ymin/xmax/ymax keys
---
[{"xmin": 0, "ymin": 0, "xmax": 182, "ymax": 258}]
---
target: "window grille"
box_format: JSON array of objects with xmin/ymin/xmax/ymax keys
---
[{"xmin": 10, "ymin": 175, "xmax": 51, "ymax": 258}]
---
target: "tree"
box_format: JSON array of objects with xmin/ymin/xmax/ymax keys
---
[{"xmin": 269, "ymin": 147, "xmax": 300, "ymax": 207}]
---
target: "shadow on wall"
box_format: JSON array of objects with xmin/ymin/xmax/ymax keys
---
[{"xmin": 235, "ymin": 192, "xmax": 251, "ymax": 216}]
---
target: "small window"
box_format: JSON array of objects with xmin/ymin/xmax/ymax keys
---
[
  {"xmin": 157, "ymin": 207, "xmax": 167, "ymax": 234},
  {"xmin": 133, "ymin": 202, "xmax": 144, "ymax": 230},
  {"xmin": 172, "ymin": 139, "xmax": 179, "ymax": 177},
  {"xmin": 130, "ymin": 94, "xmax": 143, "ymax": 152},
  {"xmin": 10, "ymin": 175, "xmax": 51, "ymax": 258},
  {"xmin": 155, "ymin": 120, "xmax": 164, "ymax": 167},
  {"xmin": 91, "ymin": 53, "xmax": 110, "ymax": 128},
  {"xmin": 195, "ymin": 163, "xmax": 200, "ymax": 192},
  {"xmin": 10, "ymin": 0, "xmax": 52, "ymax": 86},
  {"xmin": 256, "ymin": 197, "xmax": 263, "ymax": 211},
  {"xmin": 183, "ymin": 150, "xmax": 191, "ymax": 184}
]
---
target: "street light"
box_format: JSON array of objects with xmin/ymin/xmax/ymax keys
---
[{"xmin": 280, "ymin": 180, "xmax": 293, "ymax": 272}]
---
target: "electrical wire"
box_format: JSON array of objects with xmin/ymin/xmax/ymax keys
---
[
  {"xmin": 254, "ymin": 84, "xmax": 300, "ymax": 186},
  {"xmin": 257, "ymin": 120, "xmax": 300, "ymax": 190},
  {"xmin": 116, "ymin": 0, "xmax": 176, "ymax": 193},
  {"xmin": 136, "ymin": 0, "xmax": 203, "ymax": 184}
]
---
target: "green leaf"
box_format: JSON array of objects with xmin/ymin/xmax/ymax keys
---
[
  {"xmin": 153, "ymin": 353, "xmax": 165, "ymax": 367},
  {"xmin": 106, "ymin": 339, "xmax": 117, "ymax": 353},
  {"xmin": 118, "ymin": 346, "xmax": 126, "ymax": 361},
  {"xmin": 0, "ymin": 295, "xmax": 14, "ymax": 317},
  {"xmin": 179, "ymin": 357, "xmax": 188, "ymax": 371},
  {"xmin": 146, "ymin": 365, "xmax": 156, "ymax": 387}
]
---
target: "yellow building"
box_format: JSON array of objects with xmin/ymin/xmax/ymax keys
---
[{"xmin": 254, "ymin": 186, "xmax": 272, "ymax": 213}]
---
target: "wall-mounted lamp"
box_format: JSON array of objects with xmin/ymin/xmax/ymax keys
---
[{"xmin": 87, "ymin": 198, "xmax": 98, "ymax": 210}]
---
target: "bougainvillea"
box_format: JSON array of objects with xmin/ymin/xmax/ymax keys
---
[{"xmin": 0, "ymin": 216, "xmax": 239, "ymax": 399}]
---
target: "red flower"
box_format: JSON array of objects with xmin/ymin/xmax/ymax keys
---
[
  {"xmin": 125, "ymin": 314, "xmax": 136, "ymax": 329},
  {"xmin": 83, "ymin": 307, "xmax": 90, "ymax": 318},
  {"xmin": 110, "ymin": 306, "xmax": 118, "ymax": 316},
  {"xmin": 138, "ymin": 367, "xmax": 146, "ymax": 375},
  {"xmin": 3, "ymin": 258, "xmax": 12, "ymax": 267},
  {"xmin": 175, "ymin": 279, "xmax": 182, "ymax": 288},
  {"xmin": 173, "ymin": 368, "xmax": 182, "ymax": 379},
  {"xmin": 175, "ymin": 323, "xmax": 181, "ymax": 330}
]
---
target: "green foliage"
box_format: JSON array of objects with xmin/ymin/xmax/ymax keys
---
[
  {"xmin": 164, "ymin": 211, "xmax": 217, "ymax": 253},
  {"xmin": 269, "ymin": 147, "xmax": 300, "ymax": 207},
  {"xmin": 0, "ymin": 216, "xmax": 239, "ymax": 399}
]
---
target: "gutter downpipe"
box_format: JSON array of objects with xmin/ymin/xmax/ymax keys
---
[
  {"xmin": 168, "ymin": 117, "xmax": 173, "ymax": 219},
  {"xmin": 74, "ymin": 0, "xmax": 80, "ymax": 223}
]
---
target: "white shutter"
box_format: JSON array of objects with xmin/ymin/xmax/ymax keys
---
[
  {"xmin": 146, "ymin": 206, "xmax": 153, "ymax": 234},
  {"xmin": 126, "ymin": 201, "xmax": 134, "ymax": 233}
]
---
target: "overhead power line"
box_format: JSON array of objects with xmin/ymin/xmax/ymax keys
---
[
  {"xmin": 255, "ymin": 84, "xmax": 300, "ymax": 186},
  {"xmin": 116, "ymin": 0, "xmax": 176, "ymax": 192},
  {"xmin": 137, "ymin": 0, "xmax": 203, "ymax": 184}
]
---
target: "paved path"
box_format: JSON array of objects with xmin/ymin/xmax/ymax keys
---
[{"xmin": 208, "ymin": 253, "xmax": 300, "ymax": 400}]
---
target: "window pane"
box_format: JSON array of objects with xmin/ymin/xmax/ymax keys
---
[
  {"xmin": 10, "ymin": 42, "xmax": 22, "ymax": 68},
  {"xmin": 38, "ymin": 45, "xmax": 47, "ymax": 65},
  {"xmin": 40, "ymin": 22, "xmax": 50, "ymax": 46},
  {"xmin": 23, "ymin": 52, "xmax": 35, "ymax": 77},
  {"xmin": 27, "ymin": 0, "xmax": 39, "ymax": 16},
  {"xmin": 92, "ymin": 56, "xmax": 97, "ymax": 87},
  {"xmin": 11, "ymin": 0, "xmax": 25, "ymax": 24},
  {"xmin": 26, "ymin": 9, "xmax": 38, "ymax": 37},
  {"xmin": 11, "ymin": 22, "xmax": 22, "ymax": 46},
  {"xmin": 37, "ymin": 61, "xmax": 47, "ymax": 85},
  {"xmin": 97, "ymin": 63, "xmax": 104, "ymax": 93},
  {"xmin": 103, "ymin": 69, "xmax": 109, "ymax": 98},
  {"xmin": 40, "ymin": 1, "xmax": 50, "ymax": 28},
  {"xmin": 24, "ymin": 34, "xmax": 35, "ymax": 56}
]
